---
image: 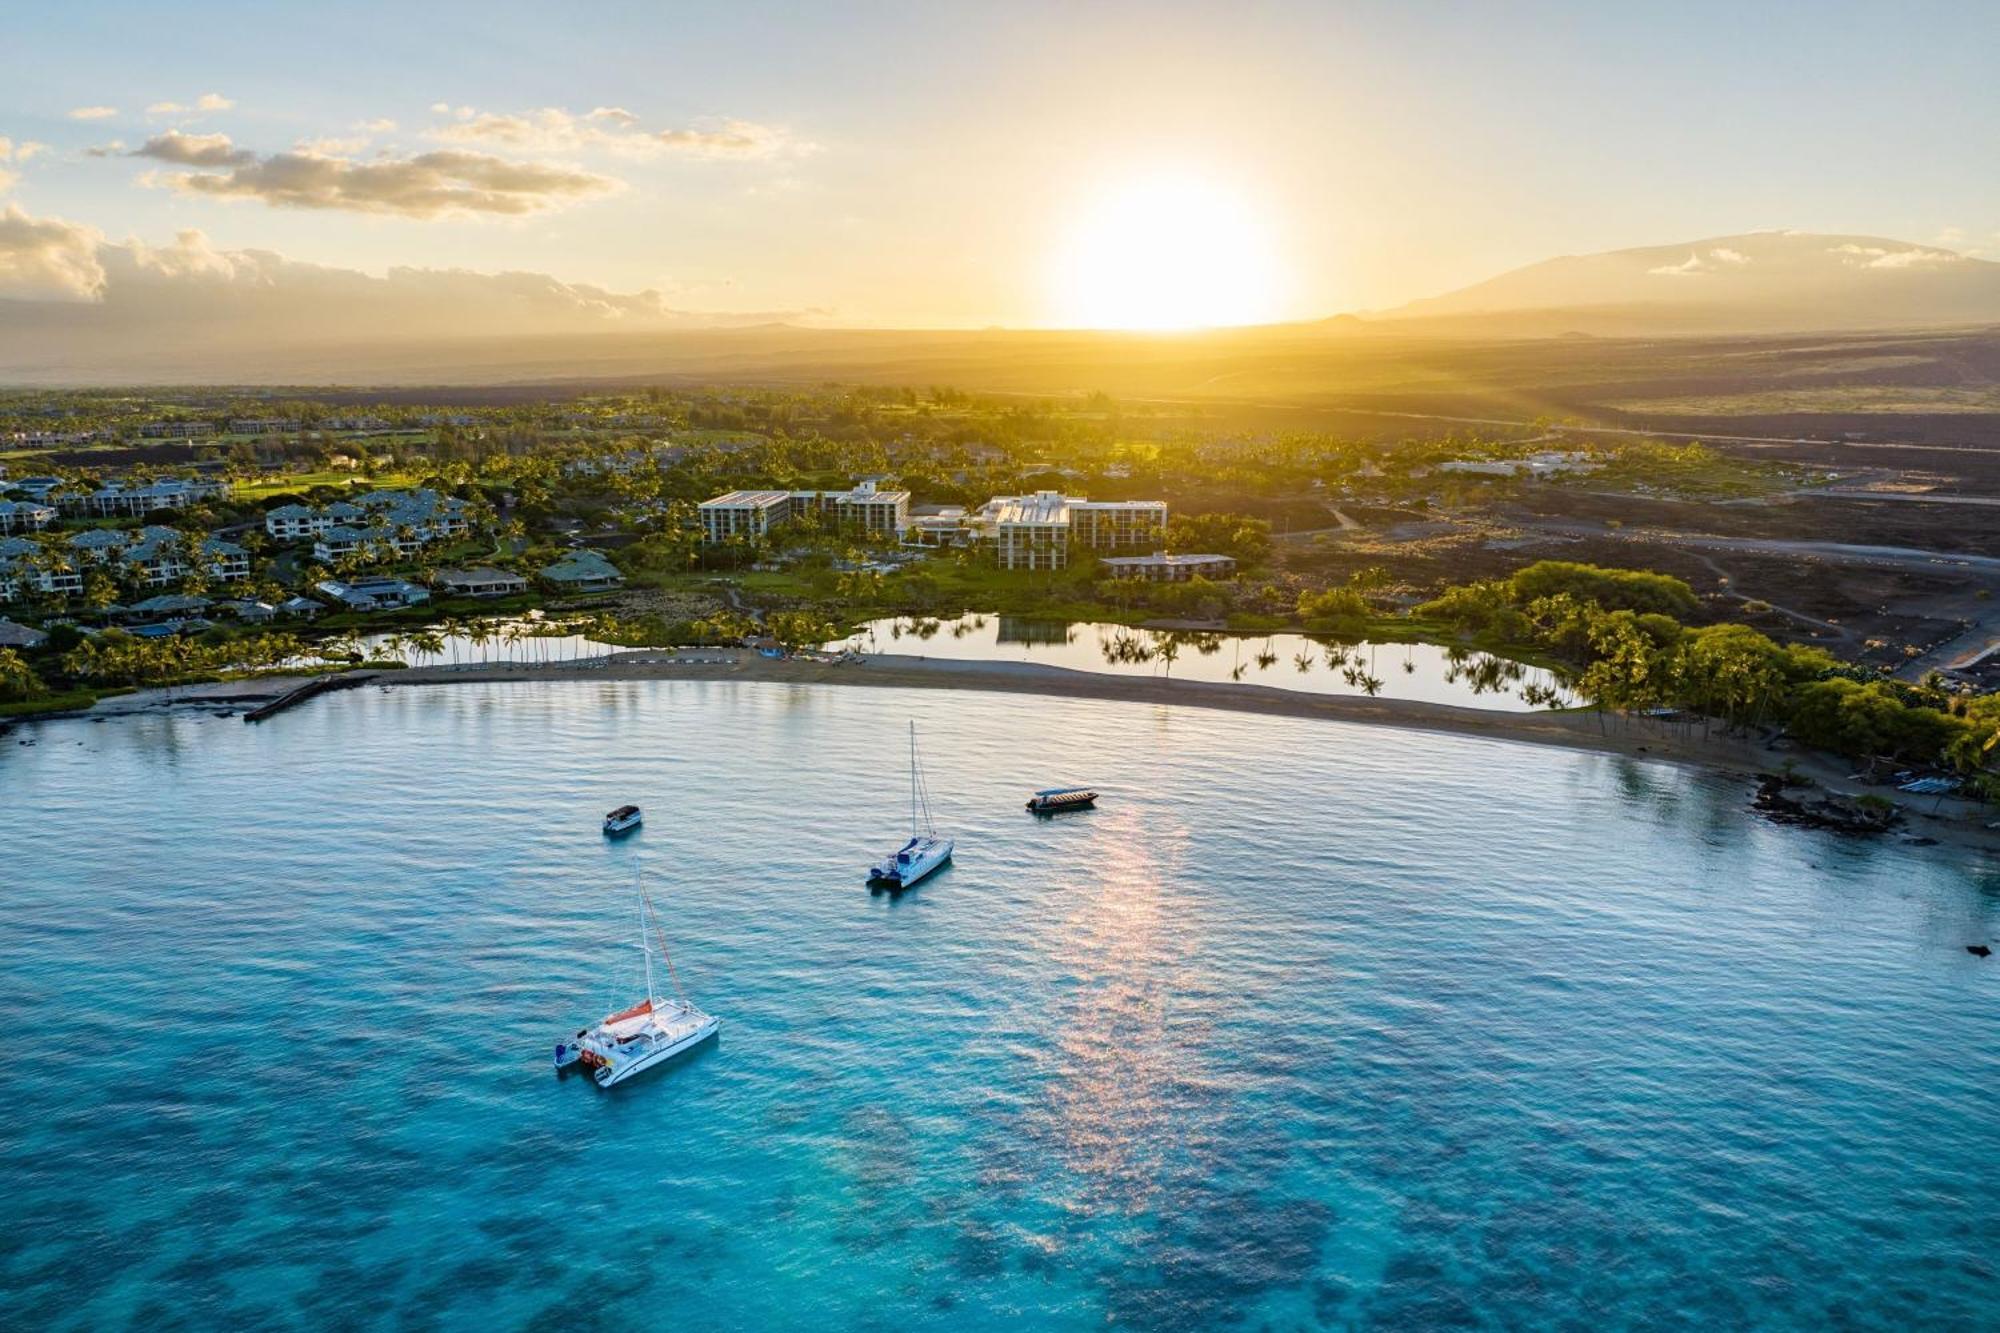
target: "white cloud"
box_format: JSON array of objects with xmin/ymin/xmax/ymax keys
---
[
  {"xmin": 1648, "ymin": 252, "xmax": 1707, "ymax": 278},
  {"xmin": 1828, "ymin": 243, "xmax": 1961, "ymax": 270},
  {"xmin": 131, "ymin": 130, "xmax": 255, "ymax": 168},
  {"xmin": 0, "ymin": 167, "xmax": 15, "ymax": 194},
  {"xmin": 0, "ymin": 138, "xmax": 52, "ymax": 163},
  {"xmin": 1649, "ymin": 247, "xmax": 1754, "ymax": 278},
  {"xmin": 146, "ymin": 93, "xmax": 234, "ymax": 118},
  {"xmin": 356, "ymin": 118, "xmax": 398, "ymax": 134},
  {"xmin": 68, "ymin": 105, "xmax": 119, "ymax": 121},
  {"xmin": 147, "ymin": 144, "xmax": 621, "ymax": 218},
  {"xmin": 0, "ymin": 203, "xmax": 107, "ymax": 300},
  {"xmin": 83, "ymin": 141, "xmax": 128, "ymax": 158},
  {"xmin": 429, "ymin": 105, "xmax": 800, "ymax": 159}
]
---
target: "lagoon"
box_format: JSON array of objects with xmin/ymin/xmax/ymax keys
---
[
  {"xmin": 1, "ymin": 681, "xmax": 1995, "ymax": 1329},
  {"xmin": 829, "ymin": 614, "xmax": 1573, "ymax": 711}
]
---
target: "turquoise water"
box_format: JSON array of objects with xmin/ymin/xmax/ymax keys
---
[
  {"xmin": 827, "ymin": 615, "xmax": 1572, "ymax": 710},
  {"xmin": 2, "ymin": 681, "xmax": 1996, "ymax": 1330}
]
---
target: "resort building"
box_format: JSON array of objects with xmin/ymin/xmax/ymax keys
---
[
  {"xmin": 985, "ymin": 491, "xmax": 1074, "ymax": 572},
  {"xmin": 977, "ymin": 491, "xmax": 1169, "ymax": 571},
  {"xmin": 696, "ymin": 480, "xmax": 911, "ymax": 544},
  {"xmin": 435, "ymin": 567, "xmax": 530, "ymax": 599},
  {"xmin": 59, "ymin": 526, "xmax": 248, "ymax": 588},
  {"xmin": 1067, "ymin": 499, "xmax": 1169, "ymax": 550},
  {"xmin": 315, "ymin": 577, "xmax": 430, "ymax": 611},
  {"xmin": 697, "ymin": 490, "xmax": 793, "ymax": 544},
  {"xmin": 904, "ymin": 505, "xmax": 973, "ymax": 547},
  {"xmin": 137, "ymin": 421, "xmax": 217, "ymax": 439},
  {"xmin": 0, "ymin": 499, "xmax": 57, "ymax": 534},
  {"xmin": 1099, "ymin": 552, "xmax": 1239, "ymax": 583},
  {"xmin": 0, "ymin": 536, "xmax": 82, "ymax": 602},
  {"xmin": 279, "ymin": 488, "xmax": 473, "ymax": 563},
  {"xmin": 540, "ymin": 549, "xmax": 625, "ymax": 590},
  {"xmin": 59, "ymin": 477, "xmax": 231, "ymax": 518}
]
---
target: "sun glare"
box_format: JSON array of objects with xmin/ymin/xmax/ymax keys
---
[{"xmin": 1052, "ymin": 173, "xmax": 1281, "ymax": 331}]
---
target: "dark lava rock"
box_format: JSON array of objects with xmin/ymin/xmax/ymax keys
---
[
  {"xmin": 1969, "ymin": 945, "xmax": 1993, "ymax": 958},
  {"xmin": 1753, "ymin": 775, "xmax": 1900, "ymax": 835}
]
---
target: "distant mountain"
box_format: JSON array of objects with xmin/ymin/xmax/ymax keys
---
[{"xmin": 1378, "ymin": 232, "xmax": 2000, "ymax": 335}]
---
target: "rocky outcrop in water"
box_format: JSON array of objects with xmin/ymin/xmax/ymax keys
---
[{"xmin": 1753, "ymin": 775, "xmax": 1901, "ymax": 835}]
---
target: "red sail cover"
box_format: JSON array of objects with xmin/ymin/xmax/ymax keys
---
[{"xmin": 605, "ymin": 999, "xmax": 654, "ymax": 1024}]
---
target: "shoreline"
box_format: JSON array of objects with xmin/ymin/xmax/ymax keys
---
[{"xmin": 17, "ymin": 649, "xmax": 2000, "ymax": 856}]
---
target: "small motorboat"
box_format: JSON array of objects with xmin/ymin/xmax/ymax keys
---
[
  {"xmin": 603, "ymin": 804, "xmax": 643, "ymax": 836},
  {"xmin": 1027, "ymin": 786, "xmax": 1097, "ymax": 814}
]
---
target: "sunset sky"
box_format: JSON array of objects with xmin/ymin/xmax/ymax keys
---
[{"xmin": 4, "ymin": 0, "xmax": 1998, "ymax": 329}]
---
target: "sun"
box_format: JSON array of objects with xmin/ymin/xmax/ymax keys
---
[{"xmin": 1051, "ymin": 172, "xmax": 1282, "ymax": 330}]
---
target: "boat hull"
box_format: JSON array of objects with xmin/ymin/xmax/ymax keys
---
[
  {"xmin": 868, "ymin": 840, "xmax": 952, "ymax": 889},
  {"xmin": 592, "ymin": 1014, "xmax": 720, "ymax": 1087}
]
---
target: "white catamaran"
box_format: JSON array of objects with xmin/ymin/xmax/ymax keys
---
[
  {"xmin": 868, "ymin": 721, "xmax": 954, "ymax": 889},
  {"xmin": 553, "ymin": 884, "xmax": 719, "ymax": 1087}
]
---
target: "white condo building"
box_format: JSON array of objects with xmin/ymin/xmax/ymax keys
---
[
  {"xmin": 697, "ymin": 480, "xmax": 910, "ymax": 544},
  {"xmin": 978, "ymin": 492, "xmax": 1168, "ymax": 570}
]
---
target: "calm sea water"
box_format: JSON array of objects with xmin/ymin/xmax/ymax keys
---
[
  {"xmin": 828, "ymin": 615, "xmax": 1572, "ymax": 710},
  {"xmin": 2, "ymin": 682, "xmax": 1996, "ymax": 1331}
]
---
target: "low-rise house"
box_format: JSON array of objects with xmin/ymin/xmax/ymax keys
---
[
  {"xmin": 1099, "ymin": 552, "xmax": 1239, "ymax": 583},
  {"xmin": 435, "ymin": 567, "xmax": 529, "ymax": 599},
  {"xmin": 0, "ymin": 499, "xmax": 57, "ymax": 534},
  {"xmin": 129, "ymin": 617, "xmax": 213, "ymax": 638},
  {"xmin": 315, "ymin": 578, "xmax": 431, "ymax": 611},
  {"xmin": 0, "ymin": 617, "xmax": 47, "ymax": 649},
  {"xmin": 540, "ymin": 549, "xmax": 624, "ymax": 590},
  {"xmin": 276, "ymin": 595, "xmax": 324, "ymax": 619},
  {"xmin": 123, "ymin": 593, "xmax": 214, "ymax": 621},
  {"xmin": 217, "ymin": 598, "xmax": 279, "ymax": 622}
]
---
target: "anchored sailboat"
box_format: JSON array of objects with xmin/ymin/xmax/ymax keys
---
[
  {"xmin": 868, "ymin": 721, "xmax": 954, "ymax": 889},
  {"xmin": 553, "ymin": 879, "xmax": 719, "ymax": 1087}
]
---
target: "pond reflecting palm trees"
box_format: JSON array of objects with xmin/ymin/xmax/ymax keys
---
[{"xmin": 827, "ymin": 615, "xmax": 1572, "ymax": 712}]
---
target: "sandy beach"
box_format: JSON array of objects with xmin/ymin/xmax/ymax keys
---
[{"xmin": 17, "ymin": 649, "xmax": 2000, "ymax": 855}]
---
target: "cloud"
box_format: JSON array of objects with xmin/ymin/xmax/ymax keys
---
[
  {"xmin": 0, "ymin": 168, "xmax": 14, "ymax": 194},
  {"xmin": 68, "ymin": 105, "xmax": 119, "ymax": 121},
  {"xmin": 132, "ymin": 130, "xmax": 255, "ymax": 167},
  {"xmin": 0, "ymin": 138, "xmax": 53, "ymax": 164},
  {"xmin": 149, "ymin": 146, "xmax": 620, "ymax": 218},
  {"xmin": 83, "ymin": 141, "xmax": 128, "ymax": 158},
  {"xmin": 429, "ymin": 105, "xmax": 798, "ymax": 159},
  {"xmin": 1828, "ymin": 243, "xmax": 1961, "ymax": 270},
  {"xmin": 356, "ymin": 118, "xmax": 397, "ymax": 134},
  {"xmin": 1649, "ymin": 247, "xmax": 1754, "ymax": 278},
  {"xmin": 146, "ymin": 92, "xmax": 233, "ymax": 117},
  {"xmin": 0, "ymin": 204, "xmax": 107, "ymax": 300},
  {"xmin": 1647, "ymin": 252, "xmax": 1707, "ymax": 278}
]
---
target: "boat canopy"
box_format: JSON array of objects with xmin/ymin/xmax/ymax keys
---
[
  {"xmin": 1033, "ymin": 787, "xmax": 1093, "ymax": 798},
  {"xmin": 606, "ymin": 804, "xmax": 640, "ymax": 820}
]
